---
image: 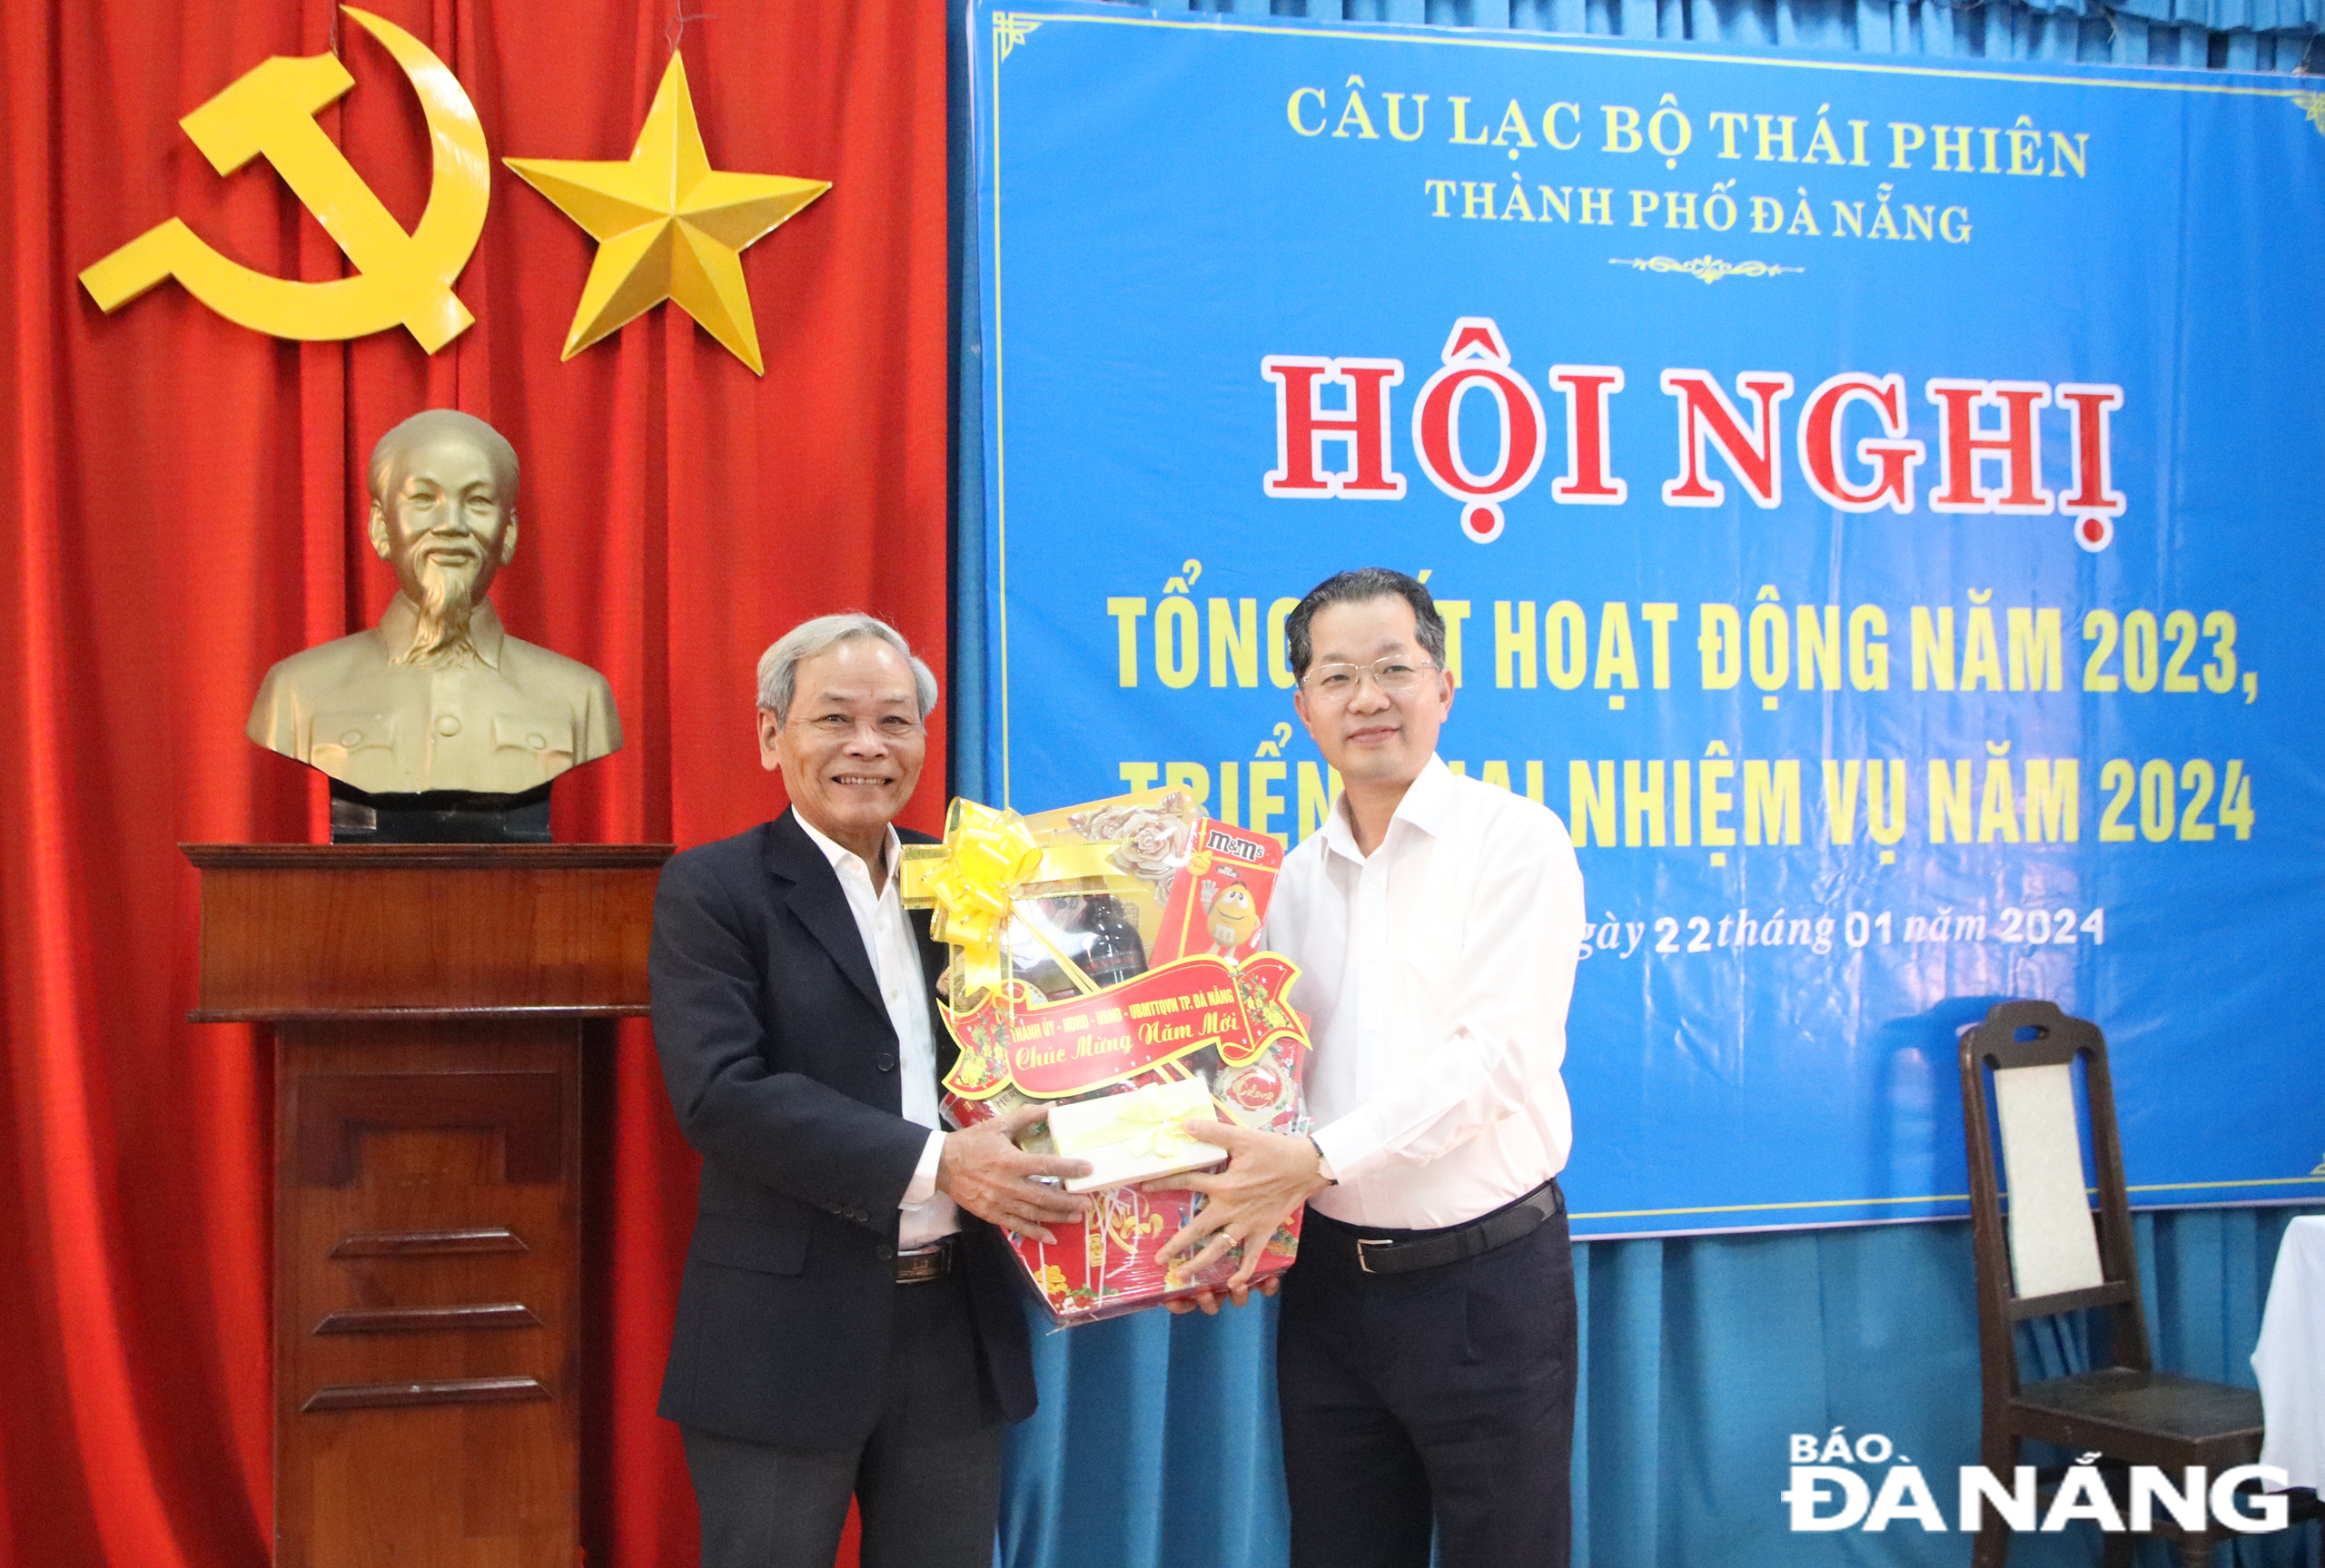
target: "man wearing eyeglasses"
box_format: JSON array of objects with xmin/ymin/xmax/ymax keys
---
[{"xmin": 1158, "ymin": 567, "xmax": 1587, "ymax": 1568}]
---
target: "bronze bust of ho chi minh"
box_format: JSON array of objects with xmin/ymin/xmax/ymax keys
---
[{"xmin": 247, "ymin": 409, "xmax": 621, "ymax": 842}]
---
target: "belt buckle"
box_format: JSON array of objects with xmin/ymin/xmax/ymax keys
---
[
  {"xmin": 1356, "ymin": 1237, "xmax": 1395, "ymax": 1275},
  {"xmin": 895, "ymin": 1240, "xmax": 949, "ymax": 1284}
]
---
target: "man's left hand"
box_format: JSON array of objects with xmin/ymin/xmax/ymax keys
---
[{"xmin": 1152, "ymin": 1120, "xmax": 1331, "ymax": 1291}]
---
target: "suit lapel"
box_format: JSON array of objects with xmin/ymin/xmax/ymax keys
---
[{"xmin": 763, "ymin": 811, "xmax": 886, "ymax": 1017}]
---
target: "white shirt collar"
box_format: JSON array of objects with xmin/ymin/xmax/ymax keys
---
[
  {"xmin": 1321, "ymin": 753, "xmax": 1457, "ymax": 863},
  {"xmin": 793, "ymin": 811, "xmax": 902, "ymax": 885}
]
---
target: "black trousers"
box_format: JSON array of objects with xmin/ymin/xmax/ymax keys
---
[
  {"xmin": 1277, "ymin": 1187, "xmax": 1578, "ymax": 1568},
  {"xmin": 681, "ymin": 1271, "xmax": 1004, "ymax": 1568}
]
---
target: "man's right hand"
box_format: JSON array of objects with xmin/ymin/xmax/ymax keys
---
[{"xmin": 935, "ymin": 1102, "xmax": 1093, "ymax": 1245}]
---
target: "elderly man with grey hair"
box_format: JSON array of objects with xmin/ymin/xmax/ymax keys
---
[{"xmin": 648, "ymin": 612, "xmax": 1089, "ymax": 1568}]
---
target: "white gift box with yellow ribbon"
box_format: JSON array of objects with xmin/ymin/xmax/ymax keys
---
[{"xmin": 1043, "ymin": 1077, "xmax": 1223, "ymax": 1193}]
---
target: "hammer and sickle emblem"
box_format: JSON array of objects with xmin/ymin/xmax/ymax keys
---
[{"xmin": 79, "ymin": 7, "xmax": 489, "ymax": 351}]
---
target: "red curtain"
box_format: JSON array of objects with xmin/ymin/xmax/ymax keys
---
[{"xmin": 0, "ymin": 1, "xmax": 945, "ymax": 1562}]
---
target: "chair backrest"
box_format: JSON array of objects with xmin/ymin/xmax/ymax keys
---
[{"xmin": 1959, "ymin": 1000, "xmax": 2151, "ymax": 1397}]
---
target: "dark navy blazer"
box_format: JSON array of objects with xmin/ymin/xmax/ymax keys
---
[{"xmin": 648, "ymin": 809, "xmax": 1035, "ymax": 1448}]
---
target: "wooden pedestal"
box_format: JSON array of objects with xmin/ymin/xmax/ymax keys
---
[{"xmin": 185, "ymin": 844, "xmax": 669, "ymax": 1568}]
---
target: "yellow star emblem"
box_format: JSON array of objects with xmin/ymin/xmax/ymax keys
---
[{"xmin": 504, "ymin": 54, "xmax": 828, "ymax": 374}]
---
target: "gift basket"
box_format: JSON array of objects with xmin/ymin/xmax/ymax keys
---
[{"xmin": 901, "ymin": 787, "xmax": 1312, "ymax": 1324}]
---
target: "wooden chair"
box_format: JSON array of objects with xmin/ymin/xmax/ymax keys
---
[{"xmin": 1960, "ymin": 1000, "xmax": 2272, "ymax": 1568}]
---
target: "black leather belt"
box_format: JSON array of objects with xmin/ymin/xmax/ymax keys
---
[
  {"xmin": 1350, "ymin": 1180, "xmax": 1563, "ymax": 1277},
  {"xmin": 895, "ymin": 1235, "xmax": 955, "ymax": 1284}
]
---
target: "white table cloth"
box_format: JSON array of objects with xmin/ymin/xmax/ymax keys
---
[{"xmin": 2253, "ymin": 1214, "xmax": 2325, "ymax": 1491}]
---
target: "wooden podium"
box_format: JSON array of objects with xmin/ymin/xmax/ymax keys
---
[{"xmin": 185, "ymin": 843, "xmax": 670, "ymax": 1568}]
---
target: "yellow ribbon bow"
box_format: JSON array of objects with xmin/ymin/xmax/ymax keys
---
[
  {"xmin": 1051, "ymin": 1081, "xmax": 1212, "ymax": 1166},
  {"xmin": 1103, "ymin": 1093, "xmax": 1204, "ymax": 1162},
  {"xmin": 901, "ymin": 799, "xmax": 1044, "ymax": 999}
]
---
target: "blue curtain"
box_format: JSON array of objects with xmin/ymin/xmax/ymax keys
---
[
  {"xmin": 1205, "ymin": 0, "xmax": 2318, "ymax": 71},
  {"xmin": 943, "ymin": 6, "xmax": 2321, "ymax": 1565},
  {"xmin": 993, "ymin": 1208, "xmax": 2320, "ymax": 1567}
]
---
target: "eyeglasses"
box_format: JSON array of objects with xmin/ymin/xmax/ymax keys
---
[{"xmin": 1301, "ymin": 657, "xmax": 1437, "ymax": 700}]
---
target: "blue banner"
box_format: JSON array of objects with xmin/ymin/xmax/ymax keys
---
[{"xmin": 969, "ymin": 2, "xmax": 2325, "ymax": 1235}]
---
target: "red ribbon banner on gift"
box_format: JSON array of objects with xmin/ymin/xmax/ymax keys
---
[{"xmin": 941, "ymin": 952, "xmax": 1306, "ymax": 1100}]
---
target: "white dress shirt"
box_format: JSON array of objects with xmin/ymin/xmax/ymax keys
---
[
  {"xmin": 794, "ymin": 815, "xmax": 958, "ymax": 1248},
  {"xmin": 2254, "ymin": 1216, "xmax": 2325, "ymax": 1489},
  {"xmin": 1265, "ymin": 754, "xmax": 1586, "ymax": 1231}
]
